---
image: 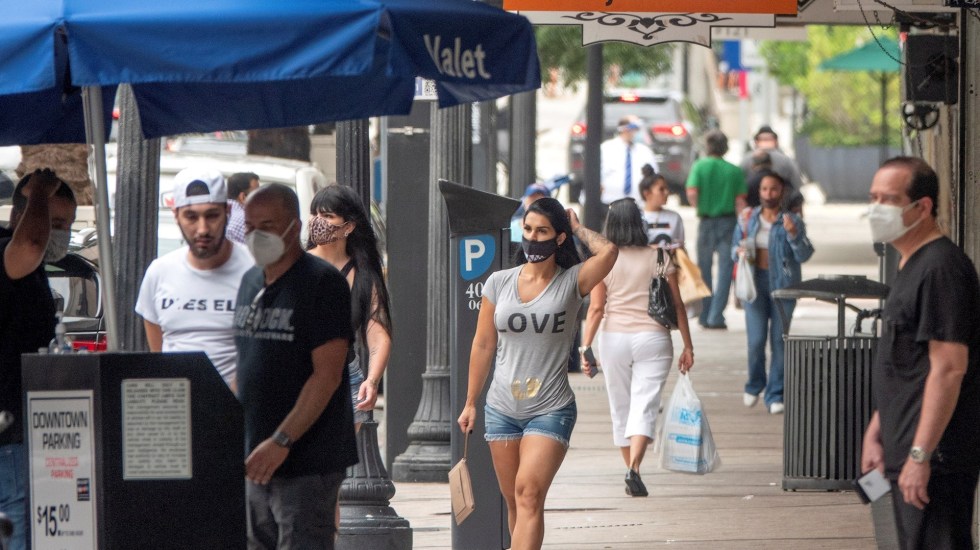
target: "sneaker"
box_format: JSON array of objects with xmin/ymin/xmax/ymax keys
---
[
  {"xmin": 625, "ymin": 469, "xmax": 648, "ymax": 497},
  {"xmin": 769, "ymin": 402, "xmax": 785, "ymax": 415},
  {"xmin": 743, "ymin": 393, "xmax": 759, "ymax": 408}
]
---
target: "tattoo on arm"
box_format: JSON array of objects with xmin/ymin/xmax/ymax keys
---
[{"xmin": 573, "ymin": 225, "xmax": 611, "ymax": 253}]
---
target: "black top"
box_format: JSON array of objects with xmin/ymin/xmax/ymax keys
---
[
  {"xmin": 0, "ymin": 237, "xmax": 56, "ymax": 445},
  {"xmin": 873, "ymin": 237, "xmax": 980, "ymax": 478},
  {"xmin": 0, "ymin": 226, "xmax": 11, "ymax": 239},
  {"xmin": 235, "ymin": 253, "xmax": 357, "ymax": 477}
]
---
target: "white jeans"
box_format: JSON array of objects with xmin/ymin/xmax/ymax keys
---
[{"xmin": 597, "ymin": 331, "xmax": 673, "ymax": 447}]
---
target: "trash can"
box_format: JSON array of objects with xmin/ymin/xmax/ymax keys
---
[{"xmin": 772, "ymin": 275, "xmax": 889, "ymax": 491}]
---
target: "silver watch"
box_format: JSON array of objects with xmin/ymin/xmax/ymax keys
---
[
  {"xmin": 272, "ymin": 430, "xmax": 293, "ymax": 449},
  {"xmin": 909, "ymin": 446, "xmax": 930, "ymax": 464}
]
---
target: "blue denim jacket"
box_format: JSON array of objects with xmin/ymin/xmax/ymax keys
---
[{"xmin": 731, "ymin": 207, "xmax": 814, "ymax": 291}]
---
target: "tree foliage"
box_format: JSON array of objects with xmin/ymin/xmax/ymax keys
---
[
  {"xmin": 534, "ymin": 26, "xmax": 673, "ymax": 85},
  {"xmin": 760, "ymin": 26, "xmax": 901, "ymax": 147}
]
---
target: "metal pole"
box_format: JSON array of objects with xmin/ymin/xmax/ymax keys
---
[
  {"xmin": 336, "ymin": 119, "xmax": 372, "ymax": 210},
  {"xmin": 113, "ymin": 84, "xmax": 160, "ymax": 352},
  {"xmin": 509, "ymin": 90, "xmax": 537, "ymax": 197},
  {"xmin": 583, "ymin": 44, "xmax": 604, "ymax": 231},
  {"xmin": 81, "ymin": 86, "xmax": 119, "ymax": 351},
  {"xmin": 335, "ymin": 116, "xmax": 411, "ymax": 549},
  {"xmin": 392, "ymin": 103, "xmax": 471, "ymax": 482},
  {"xmin": 880, "ymin": 73, "xmax": 888, "ymax": 166}
]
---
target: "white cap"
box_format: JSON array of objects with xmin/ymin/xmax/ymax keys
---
[{"xmin": 172, "ymin": 168, "xmax": 226, "ymax": 208}]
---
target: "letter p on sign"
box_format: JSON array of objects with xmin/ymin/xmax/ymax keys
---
[{"xmin": 460, "ymin": 235, "xmax": 495, "ymax": 281}]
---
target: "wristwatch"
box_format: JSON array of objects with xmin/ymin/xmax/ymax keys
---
[
  {"xmin": 578, "ymin": 346, "xmax": 590, "ymax": 354},
  {"xmin": 272, "ymin": 430, "xmax": 293, "ymax": 449},
  {"xmin": 909, "ymin": 446, "xmax": 930, "ymax": 464}
]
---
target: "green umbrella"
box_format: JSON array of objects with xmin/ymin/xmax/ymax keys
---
[{"xmin": 819, "ymin": 37, "xmax": 901, "ymax": 164}]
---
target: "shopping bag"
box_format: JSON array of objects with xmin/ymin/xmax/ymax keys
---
[
  {"xmin": 734, "ymin": 251, "xmax": 757, "ymax": 303},
  {"xmin": 674, "ymin": 248, "xmax": 712, "ymax": 306},
  {"xmin": 449, "ymin": 432, "xmax": 475, "ymax": 524},
  {"xmin": 659, "ymin": 373, "xmax": 721, "ymax": 474}
]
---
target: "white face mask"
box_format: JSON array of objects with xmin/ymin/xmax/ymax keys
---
[
  {"xmin": 246, "ymin": 219, "xmax": 295, "ymax": 267},
  {"xmin": 868, "ymin": 201, "xmax": 920, "ymax": 243},
  {"xmin": 44, "ymin": 229, "xmax": 71, "ymax": 263}
]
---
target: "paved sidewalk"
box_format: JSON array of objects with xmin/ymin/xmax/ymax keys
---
[{"xmin": 388, "ymin": 300, "xmax": 878, "ymax": 549}]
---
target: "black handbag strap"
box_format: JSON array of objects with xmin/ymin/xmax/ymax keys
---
[
  {"xmin": 655, "ymin": 247, "xmax": 668, "ymax": 277},
  {"xmin": 463, "ymin": 430, "xmax": 469, "ymax": 460}
]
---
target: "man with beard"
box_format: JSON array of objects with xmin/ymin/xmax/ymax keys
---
[{"xmin": 136, "ymin": 168, "xmax": 253, "ymax": 391}]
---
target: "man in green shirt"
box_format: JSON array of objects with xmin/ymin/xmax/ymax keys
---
[{"xmin": 686, "ymin": 130, "xmax": 747, "ymax": 329}]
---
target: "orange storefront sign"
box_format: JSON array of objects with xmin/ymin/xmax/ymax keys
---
[{"xmin": 504, "ymin": 0, "xmax": 797, "ymax": 15}]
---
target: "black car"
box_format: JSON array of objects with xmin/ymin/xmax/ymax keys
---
[
  {"xmin": 568, "ymin": 90, "xmax": 703, "ymax": 203},
  {"xmin": 46, "ymin": 252, "xmax": 106, "ymax": 351}
]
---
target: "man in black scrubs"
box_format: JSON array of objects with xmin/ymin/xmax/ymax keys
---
[
  {"xmin": 0, "ymin": 170, "xmax": 76, "ymax": 550},
  {"xmin": 861, "ymin": 157, "xmax": 980, "ymax": 549}
]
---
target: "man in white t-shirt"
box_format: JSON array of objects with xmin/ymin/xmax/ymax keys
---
[
  {"xmin": 136, "ymin": 168, "xmax": 254, "ymax": 391},
  {"xmin": 600, "ymin": 116, "xmax": 658, "ymax": 205}
]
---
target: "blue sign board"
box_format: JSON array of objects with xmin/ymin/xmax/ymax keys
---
[{"xmin": 459, "ymin": 235, "xmax": 495, "ymax": 281}]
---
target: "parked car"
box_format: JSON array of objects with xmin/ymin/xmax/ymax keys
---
[
  {"xmin": 567, "ymin": 89, "xmax": 704, "ymax": 204},
  {"xmin": 47, "ymin": 251, "xmax": 107, "ymax": 351}
]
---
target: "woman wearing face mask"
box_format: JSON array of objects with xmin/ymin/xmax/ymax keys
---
[
  {"xmin": 306, "ymin": 185, "xmax": 392, "ymax": 429},
  {"xmin": 638, "ymin": 165, "xmax": 685, "ymax": 248},
  {"xmin": 732, "ymin": 170, "xmax": 814, "ymax": 415},
  {"xmin": 581, "ymin": 198, "xmax": 694, "ymax": 497},
  {"xmin": 457, "ymin": 198, "xmax": 617, "ymax": 550}
]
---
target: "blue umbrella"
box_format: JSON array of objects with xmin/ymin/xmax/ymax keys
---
[
  {"xmin": 0, "ymin": 0, "xmax": 540, "ymax": 143},
  {"xmin": 0, "ymin": 0, "xmax": 540, "ymax": 348}
]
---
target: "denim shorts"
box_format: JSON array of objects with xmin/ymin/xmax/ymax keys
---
[{"xmin": 484, "ymin": 401, "xmax": 577, "ymax": 448}]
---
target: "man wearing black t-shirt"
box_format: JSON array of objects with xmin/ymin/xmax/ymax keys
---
[
  {"xmin": 234, "ymin": 183, "xmax": 356, "ymax": 549},
  {"xmin": 1, "ymin": 170, "xmax": 76, "ymax": 550},
  {"xmin": 861, "ymin": 157, "xmax": 980, "ymax": 549}
]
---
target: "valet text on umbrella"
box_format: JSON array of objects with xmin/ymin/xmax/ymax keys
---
[{"xmin": 424, "ymin": 35, "xmax": 491, "ymax": 80}]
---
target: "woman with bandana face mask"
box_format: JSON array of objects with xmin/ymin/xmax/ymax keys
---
[
  {"xmin": 306, "ymin": 185, "xmax": 392, "ymax": 535},
  {"xmin": 457, "ymin": 197, "xmax": 618, "ymax": 549},
  {"xmin": 306, "ymin": 185, "xmax": 392, "ymax": 429},
  {"xmin": 731, "ymin": 170, "xmax": 814, "ymax": 415}
]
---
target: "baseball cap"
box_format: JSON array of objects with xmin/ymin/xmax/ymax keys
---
[
  {"xmin": 172, "ymin": 168, "xmax": 226, "ymax": 208},
  {"xmin": 617, "ymin": 117, "xmax": 641, "ymax": 132},
  {"xmin": 523, "ymin": 182, "xmax": 550, "ymax": 198}
]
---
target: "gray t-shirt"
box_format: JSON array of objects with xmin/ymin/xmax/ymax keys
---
[{"xmin": 483, "ymin": 263, "xmax": 584, "ymax": 419}]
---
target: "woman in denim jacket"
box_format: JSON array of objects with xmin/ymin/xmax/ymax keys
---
[{"xmin": 732, "ymin": 170, "xmax": 814, "ymax": 414}]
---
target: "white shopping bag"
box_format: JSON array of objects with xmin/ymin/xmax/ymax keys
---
[
  {"xmin": 734, "ymin": 250, "xmax": 757, "ymax": 304},
  {"xmin": 659, "ymin": 373, "xmax": 721, "ymax": 474}
]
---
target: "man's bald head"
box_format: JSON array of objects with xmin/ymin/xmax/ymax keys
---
[{"xmin": 247, "ymin": 183, "xmax": 300, "ymax": 219}]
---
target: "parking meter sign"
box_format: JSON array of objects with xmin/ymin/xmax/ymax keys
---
[{"xmin": 460, "ymin": 235, "xmax": 495, "ymax": 281}]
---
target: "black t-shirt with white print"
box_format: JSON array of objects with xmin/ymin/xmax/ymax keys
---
[
  {"xmin": 235, "ymin": 253, "xmax": 357, "ymax": 477},
  {"xmin": 873, "ymin": 237, "xmax": 980, "ymax": 479}
]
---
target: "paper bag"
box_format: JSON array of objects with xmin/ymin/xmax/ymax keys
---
[
  {"xmin": 449, "ymin": 433, "xmax": 475, "ymax": 524},
  {"xmin": 674, "ymin": 248, "xmax": 712, "ymax": 305}
]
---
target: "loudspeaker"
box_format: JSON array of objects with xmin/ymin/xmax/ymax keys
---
[{"xmin": 905, "ymin": 34, "xmax": 958, "ymax": 104}]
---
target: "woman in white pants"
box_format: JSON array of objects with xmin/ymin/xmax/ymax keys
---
[{"xmin": 581, "ymin": 198, "xmax": 694, "ymax": 496}]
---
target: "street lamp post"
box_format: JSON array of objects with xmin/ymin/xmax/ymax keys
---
[
  {"xmin": 336, "ymin": 119, "xmax": 411, "ymax": 549},
  {"xmin": 392, "ymin": 103, "xmax": 472, "ymax": 482}
]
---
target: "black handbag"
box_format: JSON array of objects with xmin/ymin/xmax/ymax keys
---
[{"xmin": 647, "ymin": 248, "xmax": 678, "ymax": 330}]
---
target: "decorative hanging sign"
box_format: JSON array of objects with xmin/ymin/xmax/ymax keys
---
[
  {"xmin": 519, "ymin": 12, "xmax": 776, "ymax": 46},
  {"xmin": 504, "ymin": 0, "xmax": 797, "ymax": 14}
]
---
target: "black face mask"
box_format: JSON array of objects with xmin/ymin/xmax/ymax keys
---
[{"xmin": 522, "ymin": 237, "xmax": 558, "ymax": 263}]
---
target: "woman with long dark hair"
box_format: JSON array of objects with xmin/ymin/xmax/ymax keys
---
[
  {"xmin": 458, "ymin": 198, "xmax": 617, "ymax": 550},
  {"xmin": 581, "ymin": 198, "xmax": 694, "ymax": 496},
  {"xmin": 732, "ymin": 171, "xmax": 813, "ymax": 415},
  {"xmin": 307, "ymin": 185, "xmax": 392, "ymax": 426}
]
